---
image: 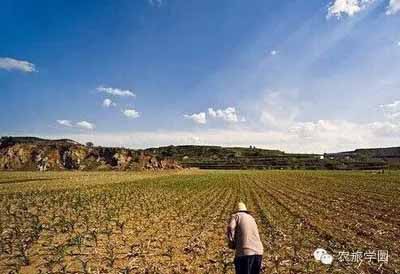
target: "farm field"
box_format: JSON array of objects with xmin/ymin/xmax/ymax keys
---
[{"xmin": 0, "ymin": 170, "xmax": 399, "ymax": 274}]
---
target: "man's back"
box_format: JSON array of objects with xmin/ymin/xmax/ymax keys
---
[{"xmin": 227, "ymin": 211, "xmax": 264, "ymax": 257}]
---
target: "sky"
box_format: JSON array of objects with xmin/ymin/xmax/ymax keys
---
[{"xmin": 1, "ymin": 0, "xmax": 400, "ymax": 153}]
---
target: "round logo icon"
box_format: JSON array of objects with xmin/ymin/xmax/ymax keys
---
[
  {"xmin": 313, "ymin": 248, "xmax": 333, "ymax": 265},
  {"xmin": 321, "ymin": 253, "xmax": 333, "ymax": 265},
  {"xmin": 313, "ymin": 248, "xmax": 327, "ymax": 261}
]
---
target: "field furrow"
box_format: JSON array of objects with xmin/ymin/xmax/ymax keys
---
[{"xmin": 0, "ymin": 170, "xmax": 398, "ymax": 274}]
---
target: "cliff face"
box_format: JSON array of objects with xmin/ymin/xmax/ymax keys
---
[{"xmin": 0, "ymin": 137, "xmax": 180, "ymax": 171}]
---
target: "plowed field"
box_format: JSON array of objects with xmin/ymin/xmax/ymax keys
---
[{"xmin": 0, "ymin": 170, "xmax": 399, "ymax": 274}]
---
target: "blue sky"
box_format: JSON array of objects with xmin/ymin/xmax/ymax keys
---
[{"xmin": 1, "ymin": 0, "xmax": 400, "ymax": 153}]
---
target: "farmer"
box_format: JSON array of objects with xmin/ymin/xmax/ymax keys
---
[{"xmin": 227, "ymin": 202, "xmax": 263, "ymax": 274}]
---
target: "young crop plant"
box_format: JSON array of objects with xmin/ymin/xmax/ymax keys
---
[{"xmin": 0, "ymin": 170, "xmax": 399, "ymax": 274}]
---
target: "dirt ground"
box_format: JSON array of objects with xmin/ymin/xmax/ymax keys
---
[{"xmin": 0, "ymin": 170, "xmax": 399, "ymax": 274}]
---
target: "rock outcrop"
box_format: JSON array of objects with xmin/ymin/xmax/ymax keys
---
[{"xmin": 0, "ymin": 137, "xmax": 181, "ymax": 171}]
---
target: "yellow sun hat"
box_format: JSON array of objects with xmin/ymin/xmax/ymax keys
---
[{"xmin": 237, "ymin": 202, "xmax": 248, "ymax": 212}]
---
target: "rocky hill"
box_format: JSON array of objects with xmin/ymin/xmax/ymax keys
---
[
  {"xmin": 1, "ymin": 136, "xmax": 399, "ymax": 171},
  {"xmin": 0, "ymin": 137, "xmax": 180, "ymax": 171}
]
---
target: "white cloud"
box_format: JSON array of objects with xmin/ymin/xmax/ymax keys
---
[
  {"xmin": 0, "ymin": 57, "xmax": 36, "ymax": 72},
  {"xmin": 283, "ymin": 100, "xmax": 400, "ymax": 151},
  {"xmin": 288, "ymin": 119, "xmax": 400, "ymax": 152},
  {"xmin": 270, "ymin": 50, "xmax": 278, "ymax": 56},
  {"xmin": 208, "ymin": 107, "xmax": 241, "ymax": 123},
  {"xmin": 380, "ymin": 100, "xmax": 400, "ymax": 120},
  {"xmin": 44, "ymin": 119, "xmax": 400, "ymax": 153},
  {"xmin": 102, "ymin": 98, "xmax": 116, "ymax": 108},
  {"xmin": 76, "ymin": 121, "xmax": 95, "ymax": 130},
  {"xmin": 397, "ymin": 41, "xmax": 400, "ymax": 46},
  {"xmin": 368, "ymin": 121, "xmax": 400, "ymax": 137},
  {"xmin": 57, "ymin": 120, "xmax": 73, "ymax": 127},
  {"xmin": 184, "ymin": 112, "xmax": 207, "ymax": 124},
  {"xmin": 386, "ymin": 0, "xmax": 400, "ymax": 15},
  {"xmin": 97, "ymin": 86, "xmax": 135, "ymax": 97},
  {"xmin": 327, "ymin": 0, "xmax": 374, "ymax": 18},
  {"xmin": 290, "ymin": 120, "xmax": 362, "ymax": 139},
  {"xmin": 56, "ymin": 120, "xmax": 95, "ymax": 130},
  {"xmin": 328, "ymin": 0, "xmax": 361, "ymax": 18},
  {"xmin": 48, "ymin": 97, "xmax": 400, "ymax": 153},
  {"xmin": 123, "ymin": 109, "xmax": 140, "ymax": 119}
]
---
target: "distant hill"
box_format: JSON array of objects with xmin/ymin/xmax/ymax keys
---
[
  {"xmin": 0, "ymin": 136, "xmax": 80, "ymax": 146},
  {"xmin": 331, "ymin": 147, "xmax": 400, "ymax": 158},
  {"xmin": 146, "ymin": 144, "xmax": 400, "ymax": 170},
  {"xmin": 324, "ymin": 147, "xmax": 400, "ymax": 170},
  {"xmin": 145, "ymin": 145, "xmax": 285, "ymax": 160},
  {"xmin": 1, "ymin": 136, "xmax": 399, "ymax": 170}
]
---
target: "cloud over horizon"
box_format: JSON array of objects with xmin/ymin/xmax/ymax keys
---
[
  {"xmin": 40, "ymin": 120, "xmax": 399, "ymax": 153},
  {"xmin": 184, "ymin": 112, "xmax": 207, "ymax": 124},
  {"xmin": 46, "ymin": 97, "xmax": 400, "ymax": 153},
  {"xmin": 208, "ymin": 107, "xmax": 243, "ymax": 123},
  {"xmin": 380, "ymin": 100, "xmax": 400, "ymax": 120}
]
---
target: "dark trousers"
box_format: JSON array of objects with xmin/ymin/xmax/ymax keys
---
[{"xmin": 234, "ymin": 255, "xmax": 262, "ymax": 274}]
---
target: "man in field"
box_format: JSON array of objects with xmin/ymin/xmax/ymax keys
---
[{"xmin": 227, "ymin": 202, "xmax": 263, "ymax": 274}]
